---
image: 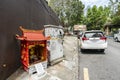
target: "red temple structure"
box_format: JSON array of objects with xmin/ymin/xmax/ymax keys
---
[{"xmin": 16, "ymin": 26, "xmax": 50, "ymax": 71}]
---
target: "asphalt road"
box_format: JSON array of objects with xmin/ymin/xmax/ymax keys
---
[{"xmin": 79, "ymin": 38, "xmax": 120, "ymax": 80}]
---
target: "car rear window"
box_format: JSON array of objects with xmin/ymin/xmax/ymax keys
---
[{"xmin": 84, "ymin": 32, "xmax": 104, "ymax": 38}]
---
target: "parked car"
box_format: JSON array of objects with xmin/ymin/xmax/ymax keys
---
[
  {"xmin": 80, "ymin": 30, "xmax": 107, "ymax": 52},
  {"xmin": 114, "ymin": 30, "xmax": 120, "ymax": 42},
  {"xmin": 77, "ymin": 31, "xmax": 83, "ymax": 39}
]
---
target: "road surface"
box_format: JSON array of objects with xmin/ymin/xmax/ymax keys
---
[{"xmin": 79, "ymin": 38, "xmax": 120, "ymax": 80}]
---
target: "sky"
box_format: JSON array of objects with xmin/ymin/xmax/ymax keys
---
[{"xmin": 81, "ymin": 0, "xmax": 110, "ymax": 10}]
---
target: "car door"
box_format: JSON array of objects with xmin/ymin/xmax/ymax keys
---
[{"xmin": 118, "ymin": 31, "xmax": 120, "ymax": 41}]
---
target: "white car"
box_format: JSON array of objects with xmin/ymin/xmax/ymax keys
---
[
  {"xmin": 114, "ymin": 30, "xmax": 120, "ymax": 42},
  {"xmin": 80, "ymin": 30, "xmax": 107, "ymax": 52}
]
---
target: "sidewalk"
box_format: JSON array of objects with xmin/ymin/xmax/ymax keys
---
[{"xmin": 7, "ymin": 36, "xmax": 79, "ymax": 80}]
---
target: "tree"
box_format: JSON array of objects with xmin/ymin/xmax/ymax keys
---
[
  {"xmin": 49, "ymin": 0, "xmax": 84, "ymax": 28},
  {"xmin": 109, "ymin": 0, "xmax": 120, "ymax": 25},
  {"xmin": 85, "ymin": 5, "xmax": 110, "ymax": 30},
  {"xmin": 49, "ymin": 0, "xmax": 65, "ymax": 25}
]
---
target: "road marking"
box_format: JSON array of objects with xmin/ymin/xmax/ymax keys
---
[{"xmin": 83, "ymin": 68, "xmax": 90, "ymax": 80}]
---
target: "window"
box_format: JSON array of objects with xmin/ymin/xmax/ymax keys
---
[{"xmin": 85, "ymin": 32, "xmax": 103, "ymax": 38}]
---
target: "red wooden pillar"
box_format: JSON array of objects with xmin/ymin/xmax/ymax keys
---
[{"xmin": 20, "ymin": 41, "xmax": 29, "ymax": 70}]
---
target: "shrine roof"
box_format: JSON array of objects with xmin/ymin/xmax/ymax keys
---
[{"xmin": 16, "ymin": 26, "xmax": 50, "ymax": 41}]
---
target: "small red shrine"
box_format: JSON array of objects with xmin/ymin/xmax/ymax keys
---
[{"xmin": 16, "ymin": 26, "xmax": 50, "ymax": 71}]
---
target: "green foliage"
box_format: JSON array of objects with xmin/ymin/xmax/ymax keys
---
[
  {"xmin": 112, "ymin": 15, "xmax": 120, "ymax": 25},
  {"xmin": 84, "ymin": 5, "xmax": 110, "ymax": 30},
  {"xmin": 49, "ymin": 0, "xmax": 84, "ymax": 27},
  {"xmin": 109, "ymin": 0, "xmax": 120, "ymax": 26}
]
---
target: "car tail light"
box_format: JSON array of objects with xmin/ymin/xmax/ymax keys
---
[
  {"xmin": 100, "ymin": 37, "xmax": 107, "ymax": 41},
  {"xmin": 82, "ymin": 37, "xmax": 89, "ymax": 41}
]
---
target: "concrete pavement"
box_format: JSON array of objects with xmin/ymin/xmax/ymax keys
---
[{"xmin": 7, "ymin": 36, "xmax": 79, "ymax": 80}]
